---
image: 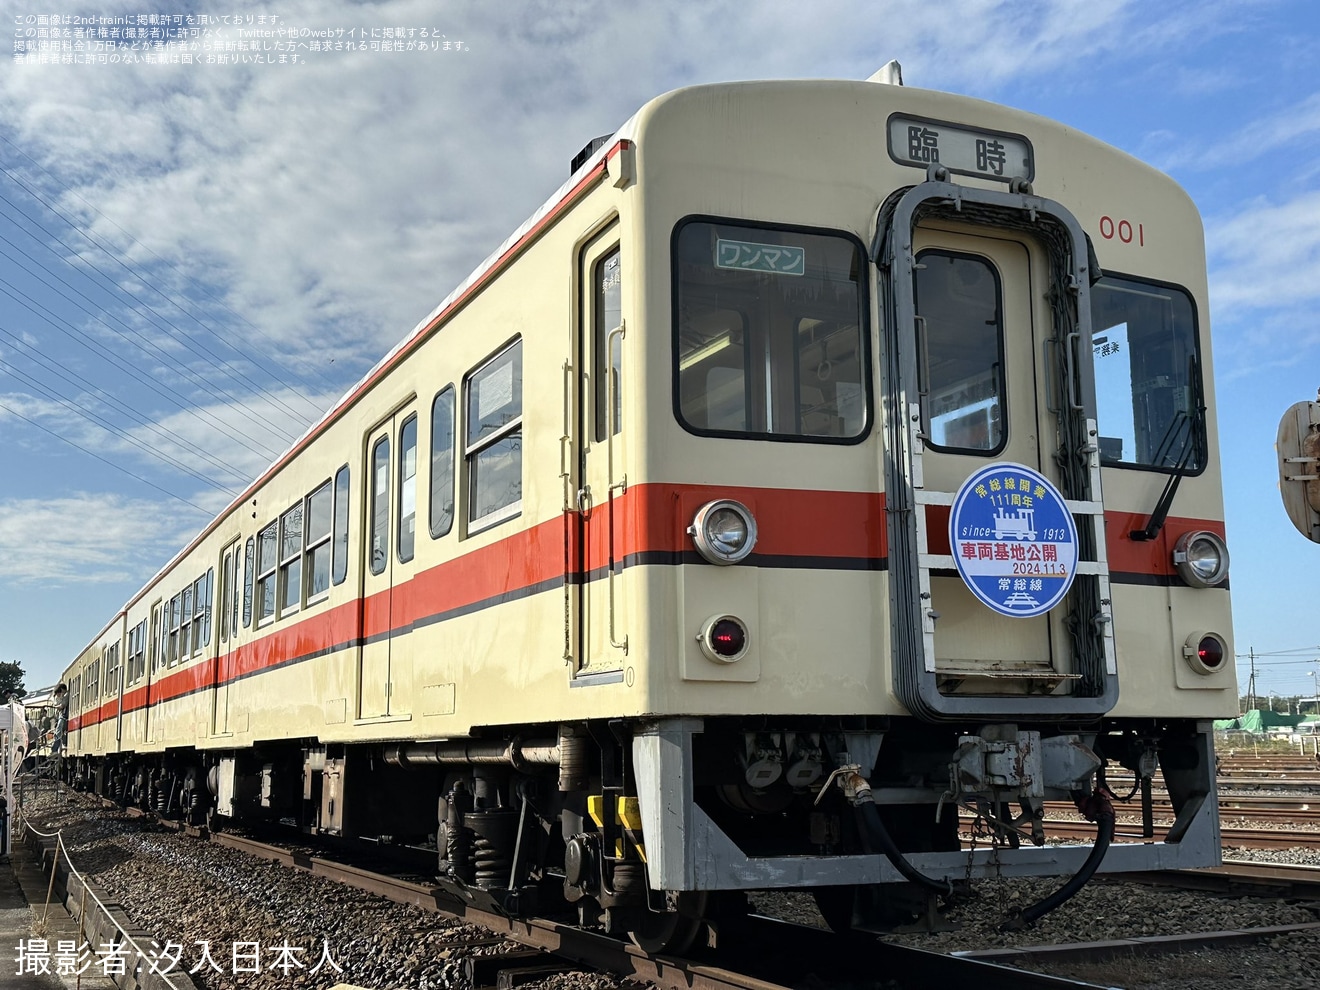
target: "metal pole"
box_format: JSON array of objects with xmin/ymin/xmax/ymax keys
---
[{"xmin": 42, "ymin": 840, "xmax": 60, "ymax": 924}]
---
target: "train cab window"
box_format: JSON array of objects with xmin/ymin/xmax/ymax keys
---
[
  {"xmin": 913, "ymin": 251, "xmax": 1006, "ymax": 453},
  {"xmin": 398, "ymin": 415, "xmax": 418, "ymax": 562},
  {"xmin": 674, "ymin": 220, "xmax": 868, "ymax": 441},
  {"xmin": 243, "ymin": 536, "xmax": 255, "ymax": 626},
  {"xmin": 1089, "ymin": 275, "xmax": 1203, "ymax": 471},
  {"xmin": 279, "ymin": 503, "xmax": 304, "ymax": 616},
  {"xmin": 370, "ymin": 437, "xmax": 390, "ymax": 574},
  {"xmin": 305, "ymin": 481, "xmax": 332, "ymax": 601},
  {"xmin": 466, "ymin": 340, "xmax": 523, "ymax": 530},
  {"xmin": 332, "ymin": 465, "xmax": 350, "ymax": 585},
  {"xmin": 595, "ymin": 249, "xmax": 622, "ymax": 440},
  {"xmin": 430, "ymin": 388, "xmax": 455, "ymax": 539},
  {"xmin": 256, "ymin": 522, "xmax": 277, "ymax": 623}
]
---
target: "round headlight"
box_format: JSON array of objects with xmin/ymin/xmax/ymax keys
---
[
  {"xmin": 688, "ymin": 500, "xmax": 757, "ymax": 565},
  {"xmin": 1172, "ymin": 531, "xmax": 1229, "ymax": 588}
]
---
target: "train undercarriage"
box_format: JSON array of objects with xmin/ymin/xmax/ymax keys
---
[{"xmin": 67, "ymin": 715, "xmax": 1219, "ymax": 952}]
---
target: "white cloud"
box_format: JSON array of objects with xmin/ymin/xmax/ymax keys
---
[
  {"xmin": 0, "ymin": 0, "xmax": 1164, "ymax": 385},
  {"xmin": 0, "ymin": 492, "xmax": 205, "ymax": 584}
]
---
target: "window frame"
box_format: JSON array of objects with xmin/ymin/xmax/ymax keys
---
[
  {"xmin": 304, "ymin": 480, "xmax": 334, "ymax": 604},
  {"xmin": 370, "ymin": 436, "xmax": 391, "ymax": 575},
  {"xmin": 256, "ymin": 521, "xmax": 278, "ymax": 626},
  {"xmin": 1088, "ymin": 270, "xmax": 1207, "ymax": 477},
  {"xmin": 912, "ymin": 247, "xmax": 1009, "ymax": 457},
  {"xmin": 278, "ymin": 503, "xmax": 304, "ymax": 618},
  {"xmin": 398, "ymin": 414, "xmax": 418, "ymax": 563},
  {"xmin": 429, "ymin": 387, "xmax": 456, "ymax": 540},
  {"xmin": 332, "ymin": 465, "xmax": 351, "ymax": 586},
  {"xmin": 670, "ymin": 215, "xmax": 872, "ymax": 446},
  {"xmin": 464, "ymin": 338, "xmax": 524, "ymax": 534}
]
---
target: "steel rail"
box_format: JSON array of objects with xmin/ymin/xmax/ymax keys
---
[
  {"xmin": 1040, "ymin": 819, "xmax": 1320, "ymax": 849},
  {"xmin": 1114, "ymin": 859, "xmax": 1320, "ymax": 901}
]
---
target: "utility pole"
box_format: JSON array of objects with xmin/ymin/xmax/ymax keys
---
[{"xmin": 1247, "ymin": 647, "xmax": 1257, "ymax": 712}]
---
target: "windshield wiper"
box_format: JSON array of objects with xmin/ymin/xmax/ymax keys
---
[{"xmin": 1129, "ymin": 360, "xmax": 1206, "ymax": 542}]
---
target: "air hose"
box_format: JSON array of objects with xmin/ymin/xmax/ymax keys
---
[
  {"xmin": 999, "ymin": 788, "xmax": 1115, "ymax": 931},
  {"xmin": 854, "ymin": 798, "xmax": 955, "ymax": 897}
]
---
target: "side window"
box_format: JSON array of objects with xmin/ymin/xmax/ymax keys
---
[
  {"xmin": 370, "ymin": 437, "xmax": 390, "ymax": 574},
  {"xmin": 169, "ymin": 593, "xmax": 182, "ymax": 664},
  {"xmin": 332, "ymin": 465, "xmax": 350, "ymax": 585},
  {"xmin": 200, "ymin": 569, "xmax": 213, "ymax": 647},
  {"xmin": 398, "ymin": 414, "xmax": 418, "ymax": 562},
  {"xmin": 1090, "ymin": 275, "xmax": 1203, "ymax": 470},
  {"xmin": 913, "ymin": 250, "xmax": 1006, "ymax": 453},
  {"xmin": 430, "ymin": 388, "xmax": 455, "ymax": 539},
  {"xmin": 149, "ymin": 605, "xmax": 160, "ymax": 674},
  {"xmin": 71, "ymin": 675, "xmax": 80, "ymax": 712},
  {"xmin": 257, "ymin": 522, "xmax": 278, "ymax": 623},
  {"xmin": 466, "ymin": 340, "xmax": 523, "ymax": 530},
  {"xmin": 230, "ymin": 546, "xmax": 241, "ymax": 635},
  {"xmin": 594, "ymin": 249, "xmax": 622, "ymax": 440},
  {"xmin": 279, "ymin": 503, "xmax": 303, "ymax": 616},
  {"xmin": 181, "ymin": 584, "xmax": 194, "ymax": 656},
  {"xmin": 242, "ymin": 537, "xmax": 255, "ymax": 627},
  {"xmin": 306, "ymin": 481, "xmax": 332, "ymax": 601}
]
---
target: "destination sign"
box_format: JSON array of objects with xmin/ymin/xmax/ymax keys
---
[
  {"xmin": 715, "ymin": 238, "xmax": 805, "ymax": 276},
  {"xmin": 887, "ymin": 114, "xmax": 1033, "ymax": 183}
]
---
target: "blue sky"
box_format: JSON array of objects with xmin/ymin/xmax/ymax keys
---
[{"xmin": 1, "ymin": 0, "xmax": 1318, "ymax": 701}]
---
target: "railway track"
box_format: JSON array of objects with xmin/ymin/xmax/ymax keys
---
[
  {"xmin": 81, "ymin": 813, "xmax": 1113, "ymax": 990},
  {"xmin": 28, "ymin": 791, "xmax": 1320, "ymax": 990},
  {"xmin": 1040, "ymin": 819, "xmax": 1320, "ymax": 850}
]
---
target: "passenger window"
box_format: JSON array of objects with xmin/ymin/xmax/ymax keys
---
[
  {"xmin": 913, "ymin": 250, "xmax": 1006, "ymax": 453},
  {"xmin": 371, "ymin": 436, "xmax": 391, "ymax": 573},
  {"xmin": 332, "ymin": 465, "xmax": 350, "ymax": 585},
  {"xmin": 306, "ymin": 481, "xmax": 332, "ymax": 600},
  {"xmin": 200, "ymin": 569, "xmax": 213, "ymax": 647},
  {"xmin": 279, "ymin": 504, "xmax": 303, "ymax": 616},
  {"xmin": 398, "ymin": 415, "xmax": 418, "ymax": 562},
  {"xmin": 1090, "ymin": 276, "xmax": 1202, "ymax": 470},
  {"xmin": 243, "ymin": 537, "xmax": 255, "ymax": 627},
  {"xmin": 466, "ymin": 340, "xmax": 522, "ymax": 529},
  {"xmin": 257, "ymin": 522, "xmax": 277, "ymax": 622},
  {"xmin": 675, "ymin": 220, "xmax": 867, "ymax": 440},
  {"xmin": 595, "ymin": 249, "xmax": 622, "ymax": 440},
  {"xmin": 430, "ymin": 388, "xmax": 455, "ymax": 539}
]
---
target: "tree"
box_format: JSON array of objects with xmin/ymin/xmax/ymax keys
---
[{"xmin": 0, "ymin": 661, "xmax": 25, "ymax": 700}]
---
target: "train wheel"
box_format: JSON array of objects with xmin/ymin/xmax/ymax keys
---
[{"xmin": 628, "ymin": 891, "xmax": 707, "ymax": 955}]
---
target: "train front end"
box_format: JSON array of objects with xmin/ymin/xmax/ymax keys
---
[{"xmin": 606, "ymin": 79, "xmax": 1233, "ymax": 934}]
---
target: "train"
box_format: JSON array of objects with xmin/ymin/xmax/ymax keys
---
[{"xmin": 55, "ymin": 68, "xmax": 1235, "ymax": 949}]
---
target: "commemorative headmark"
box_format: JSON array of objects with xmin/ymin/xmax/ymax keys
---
[{"xmin": 949, "ymin": 463, "xmax": 1078, "ymax": 619}]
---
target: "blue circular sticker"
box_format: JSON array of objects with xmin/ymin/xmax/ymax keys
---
[{"xmin": 949, "ymin": 463, "xmax": 1078, "ymax": 618}]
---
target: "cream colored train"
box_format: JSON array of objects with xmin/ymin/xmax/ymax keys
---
[{"xmin": 61, "ymin": 70, "xmax": 1235, "ymax": 948}]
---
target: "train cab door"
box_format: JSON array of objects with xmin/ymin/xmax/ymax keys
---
[
  {"xmin": 882, "ymin": 184, "xmax": 1115, "ymax": 720},
  {"xmin": 571, "ymin": 233, "xmax": 629, "ymax": 678},
  {"xmin": 911, "ymin": 230, "xmax": 1055, "ymax": 675},
  {"xmin": 360, "ymin": 405, "xmax": 418, "ymax": 719},
  {"xmin": 212, "ymin": 540, "xmax": 240, "ymax": 736}
]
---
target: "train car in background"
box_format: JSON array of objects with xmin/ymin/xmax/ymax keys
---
[{"xmin": 61, "ymin": 68, "xmax": 1235, "ymax": 950}]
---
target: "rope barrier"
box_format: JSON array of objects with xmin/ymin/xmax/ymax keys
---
[{"xmin": 22, "ymin": 805, "xmax": 186, "ymax": 990}]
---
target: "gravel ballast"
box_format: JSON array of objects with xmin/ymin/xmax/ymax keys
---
[{"xmin": 15, "ymin": 789, "xmax": 1320, "ymax": 990}]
